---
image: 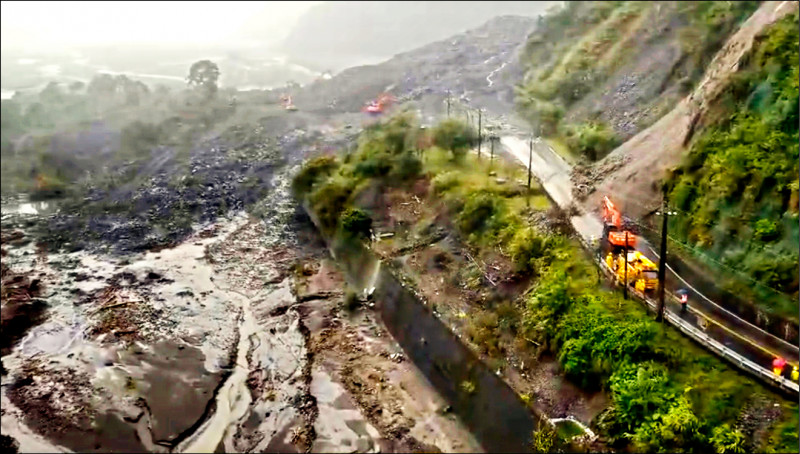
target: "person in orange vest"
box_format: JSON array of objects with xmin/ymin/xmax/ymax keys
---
[
  {"xmin": 791, "ymin": 365, "xmax": 799, "ymax": 382},
  {"xmin": 772, "ymin": 357, "xmax": 786, "ymax": 377}
]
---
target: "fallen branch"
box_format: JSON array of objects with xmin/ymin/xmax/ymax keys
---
[
  {"xmin": 90, "ymin": 300, "xmax": 130, "ymax": 316},
  {"xmin": 466, "ymin": 252, "xmax": 496, "ymax": 286}
]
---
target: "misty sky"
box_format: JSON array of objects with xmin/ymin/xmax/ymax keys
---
[{"xmin": 0, "ymin": 1, "xmax": 322, "ymax": 51}]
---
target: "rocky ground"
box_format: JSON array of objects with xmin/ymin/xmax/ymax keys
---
[{"xmin": 1, "ymin": 159, "xmax": 481, "ymax": 453}]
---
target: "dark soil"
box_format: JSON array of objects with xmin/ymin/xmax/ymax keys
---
[
  {"xmin": 1, "ymin": 237, "xmax": 47, "ymax": 356},
  {"xmin": 0, "ymin": 434, "xmax": 20, "ymax": 454},
  {"xmin": 6, "ymin": 359, "xmax": 145, "ymax": 453}
]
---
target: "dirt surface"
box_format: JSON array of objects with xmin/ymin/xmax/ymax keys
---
[
  {"xmin": 2, "ymin": 195, "xmax": 483, "ymax": 454},
  {"xmin": 296, "ymin": 255, "xmax": 482, "ymax": 453},
  {"xmin": 1, "ymin": 233, "xmax": 47, "ymax": 357},
  {"xmin": 581, "ymin": 0, "xmax": 799, "ymax": 220},
  {"xmin": 362, "ymin": 177, "xmax": 609, "ymax": 431}
]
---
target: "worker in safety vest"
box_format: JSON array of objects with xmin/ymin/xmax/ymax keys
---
[
  {"xmin": 772, "ymin": 357, "xmax": 786, "ymax": 377},
  {"xmin": 792, "ymin": 366, "xmax": 799, "ymax": 382}
]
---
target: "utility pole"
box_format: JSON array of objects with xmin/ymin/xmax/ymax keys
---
[
  {"xmin": 446, "ymin": 90, "xmax": 451, "ymax": 118},
  {"xmin": 527, "ymin": 134, "xmax": 533, "ymax": 191},
  {"xmin": 623, "ymin": 231, "xmax": 629, "ymax": 300},
  {"xmin": 656, "ymin": 191, "xmax": 669, "ymax": 322},
  {"xmin": 490, "ymin": 135, "xmax": 495, "ymax": 167},
  {"xmin": 477, "ymin": 109, "xmax": 482, "ymax": 159}
]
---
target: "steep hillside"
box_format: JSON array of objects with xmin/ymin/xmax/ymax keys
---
[
  {"xmin": 577, "ymin": 1, "xmax": 799, "ymax": 320},
  {"xmin": 281, "ymin": 1, "xmax": 554, "ymax": 71},
  {"xmin": 291, "ymin": 15, "xmax": 538, "ymax": 117},
  {"xmin": 515, "ymin": 1, "xmax": 760, "ymax": 161}
]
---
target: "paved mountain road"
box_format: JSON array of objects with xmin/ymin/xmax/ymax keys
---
[{"xmin": 498, "ymin": 134, "xmax": 799, "ymax": 391}]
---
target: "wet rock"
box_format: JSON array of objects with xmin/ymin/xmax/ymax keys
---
[{"xmin": 0, "ymin": 435, "xmax": 19, "ymax": 454}]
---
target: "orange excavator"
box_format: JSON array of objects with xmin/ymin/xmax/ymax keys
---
[
  {"xmin": 602, "ymin": 196, "xmax": 637, "ymax": 249},
  {"xmin": 362, "ymin": 93, "xmax": 395, "ymax": 115}
]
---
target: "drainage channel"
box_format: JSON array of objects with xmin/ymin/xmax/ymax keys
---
[{"xmin": 317, "ymin": 220, "xmax": 550, "ymax": 453}]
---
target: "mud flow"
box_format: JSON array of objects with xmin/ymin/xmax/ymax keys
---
[{"xmin": 1, "ymin": 170, "xmax": 481, "ymax": 454}]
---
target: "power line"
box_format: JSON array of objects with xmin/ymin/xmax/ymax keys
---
[
  {"xmin": 608, "ymin": 192, "xmax": 792, "ymax": 262},
  {"xmin": 625, "ymin": 217, "xmax": 792, "ymax": 298}
]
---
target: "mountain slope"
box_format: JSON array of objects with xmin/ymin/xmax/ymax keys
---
[
  {"xmin": 515, "ymin": 1, "xmax": 760, "ymax": 159},
  {"xmin": 291, "ymin": 15, "xmax": 538, "ymax": 117},
  {"xmin": 281, "ymin": 1, "xmax": 554, "ymax": 71},
  {"xmin": 579, "ymin": 1, "xmax": 799, "ymax": 319}
]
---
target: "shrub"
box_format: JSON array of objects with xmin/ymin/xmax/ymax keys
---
[
  {"xmin": 432, "ymin": 119, "xmax": 477, "ymax": 160},
  {"xmin": 509, "ymin": 227, "xmax": 551, "ymax": 273},
  {"xmin": 460, "ymin": 380, "xmax": 477, "ymax": 395},
  {"xmin": 465, "ymin": 310, "xmax": 501, "ymax": 357},
  {"xmin": 562, "ymin": 121, "xmax": 619, "ymax": 161},
  {"xmin": 710, "ymin": 424, "xmax": 746, "ymax": 454},
  {"xmin": 309, "ymin": 179, "xmax": 353, "ymax": 234},
  {"xmin": 631, "ymin": 395, "xmax": 703, "ymax": 452},
  {"xmin": 531, "ymin": 421, "xmax": 556, "ymax": 453},
  {"xmin": 292, "ymin": 155, "xmax": 338, "ymax": 197},
  {"xmin": 390, "ymin": 151, "xmax": 423, "ymax": 181},
  {"xmin": 353, "ymin": 154, "xmax": 393, "ymax": 179},
  {"xmin": 753, "ymin": 218, "xmax": 779, "ymax": 242},
  {"xmin": 457, "ymin": 190, "xmax": 506, "ymax": 237},
  {"xmin": 340, "ymin": 207, "xmax": 373, "ymax": 239},
  {"xmin": 431, "ymin": 171, "xmax": 461, "ymax": 194},
  {"xmin": 608, "ymin": 361, "xmax": 674, "ymax": 431},
  {"xmin": 343, "ymin": 289, "xmax": 360, "ymax": 312}
]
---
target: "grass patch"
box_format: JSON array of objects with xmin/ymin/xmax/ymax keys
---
[{"xmin": 545, "ymin": 136, "xmax": 582, "ymax": 165}]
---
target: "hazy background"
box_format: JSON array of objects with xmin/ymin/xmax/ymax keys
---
[
  {"xmin": 1, "ymin": 1, "xmax": 554, "ymax": 97},
  {"xmin": 0, "ymin": 1, "xmax": 322, "ymax": 51}
]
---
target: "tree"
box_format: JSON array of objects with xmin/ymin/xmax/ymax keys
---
[
  {"xmin": 432, "ymin": 118, "xmax": 477, "ymax": 160},
  {"xmin": 187, "ymin": 60, "xmax": 220, "ymax": 98},
  {"xmin": 1, "ymin": 100, "xmax": 23, "ymax": 132},
  {"xmin": 87, "ymin": 74, "xmax": 116, "ymax": 98},
  {"xmin": 39, "ymin": 82, "xmax": 64, "ymax": 105},
  {"xmin": 69, "ymin": 81, "xmax": 85, "ymax": 93}
]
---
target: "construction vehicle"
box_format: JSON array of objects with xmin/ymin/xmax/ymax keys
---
[
  {"xmin": 601, "ymin": 195, "xmax": 659, "ymax": 294},
  {"xmin": 601, "ymin": 196, "xmax": 637, "ymax": 249},
  {"xmin": 608, "ymin": 250, "xmax": 659, "ymax": 293},
  {"xmin": 362, "ymin": 93, "xmax": 396, "ymax": 115}
]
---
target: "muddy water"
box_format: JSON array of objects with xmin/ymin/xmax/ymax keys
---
[
  {"xmin": 3, "ymin": 168, "xmax": 493, "ymax": 453},
  {"xmin": 1, "ymin": 214, "xmax": 249, "ymax": 452}
]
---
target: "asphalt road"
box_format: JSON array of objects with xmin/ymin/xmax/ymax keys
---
[{"xmin": 499, "ymin": 134, "xmax": 800, "ymax": 382}]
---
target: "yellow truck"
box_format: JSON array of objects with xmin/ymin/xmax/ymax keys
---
[{"xmin": 607, "ymin": 250, "xmax": 659, "ymax": 294}]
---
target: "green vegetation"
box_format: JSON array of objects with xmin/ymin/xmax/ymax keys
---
[
  {"xmin": 296, "ymin": 111, "xmax": 798, "ymax": 453},
  {"xmin": 186, "ymin": 60, "xmax": 221, "ymax": 99},
  {"xmin": 531, "ymin": 421, "xmax": 556, "ymax": 453},
  {"xmin": 432, "ymin": 118, "xmax": 478, "ymax": 160},
  {"xmin": 666, "ymin": 12, "xmax": 799, "ymax": 319},
  {"xmin": 515, "ymin": 1, "xmax": 759, "ymax": 159},
  {"xmin": 340, "ymin": 207, "xmax": 373, "ymax": 239},
  {"xmin": 561, "ymin": 121, "xmax": 620, "ymax": 161},
  {"xmin": 293, "ymin": 111, "xmax": 446, "ymax": 237},
  {"xmin": 521, "ymin": 239, "xmax": 797, "ymax": 452},
  {"xmin": 1, "ymin": 60, "xmax": 244, "ymax": 199}
]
